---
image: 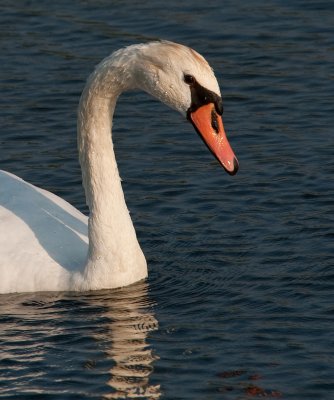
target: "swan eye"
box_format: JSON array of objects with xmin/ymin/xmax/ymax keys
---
[{"xmin": 184, "ymin": 74, "xmax": 195, "ymax": 85}]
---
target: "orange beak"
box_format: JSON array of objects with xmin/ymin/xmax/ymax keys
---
[{"xmin": 189, "ymin": 103, "xmax": 239, "ymax": 175}]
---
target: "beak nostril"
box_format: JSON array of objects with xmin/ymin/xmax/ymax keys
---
[{"xmin": 211, "ymin": 109, "xmax": 219, "ymax": 134}]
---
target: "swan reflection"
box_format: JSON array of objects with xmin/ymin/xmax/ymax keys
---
[
  {"xmin": 0, "ymin": 281, "xmax": 160, "ymax": 399},
  {"xmin": 91, "ymin": 281, "xmax": 161, "ymax": 399}
]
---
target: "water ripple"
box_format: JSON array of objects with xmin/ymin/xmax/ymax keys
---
[
  {"xmin": 1, "ymin": 0, "xmax": 334, "ymax": 398},
  {"xmin": 0, "ymin": 283, "xmax": 161, "ymax": 399}
]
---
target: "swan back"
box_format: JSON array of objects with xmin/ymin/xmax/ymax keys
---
[{"xmin": 0, "ymin": 171, "xmax": 88, "ymax": 293}]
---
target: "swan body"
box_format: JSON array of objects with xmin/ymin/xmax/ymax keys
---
[{"xmin": 0, "ymin": 41, "xmax": 238, "ymax": 293}]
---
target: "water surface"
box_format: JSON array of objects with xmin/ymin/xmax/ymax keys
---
[{"xmin": 1, "ymin": 0, "xmax": 334, "ymax": 398}]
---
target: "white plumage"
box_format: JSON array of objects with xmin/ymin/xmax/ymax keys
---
[{"xmin": 0, "ymin": 41, "xmax": 232, "ymax": 293}]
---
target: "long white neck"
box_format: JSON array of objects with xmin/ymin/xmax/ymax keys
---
[{"xmin": 76, "ymin": 53, "xmax": 147, "ymax": 290}]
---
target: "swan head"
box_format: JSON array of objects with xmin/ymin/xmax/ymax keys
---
[
  {"xmin": 103, "ymin": 41, "xmax": 238, "ymax": 174},
  {"xmin": 130, "ymin": 41, "xmax": 239, "ymax": 175}
]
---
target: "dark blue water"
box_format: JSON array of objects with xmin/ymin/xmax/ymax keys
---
[{"xmin": 1, "ymin": 0, "xmax": 334, "ymax": 398}]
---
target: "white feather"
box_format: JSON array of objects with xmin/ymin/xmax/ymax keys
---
[{"xmin": 0, "ymin": 41, "xmax": 221, "ymax": 293}]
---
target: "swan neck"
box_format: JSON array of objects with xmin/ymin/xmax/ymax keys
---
[{"xmin": 77, "ymin": 56, "xmax": 147, "ymax": 288}]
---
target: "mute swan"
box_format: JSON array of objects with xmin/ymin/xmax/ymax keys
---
[{"xmin": 0, "ymin": 41, "xmax": 238, "ymax": 294}]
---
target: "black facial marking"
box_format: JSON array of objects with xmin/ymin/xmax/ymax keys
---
[
  {"xmin": 186, "ymin": 78, "xmax": 223, "ymax": 119},
  {"xmin": 215, "ymin": 98, "xmax": 224, "ymax": 115},
  {"xmin": 211, "ymin": 108, "xmax": 219, "ymax": 134}
]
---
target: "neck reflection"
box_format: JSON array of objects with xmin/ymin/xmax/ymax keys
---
[{"xmin": 92, "ymin": 281, "xmax": 160, "ymax": 399}]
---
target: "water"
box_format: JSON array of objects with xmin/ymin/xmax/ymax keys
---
[{"xmin": 1, "ymin": 0, "xmax": 333, "ymax": 398}]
